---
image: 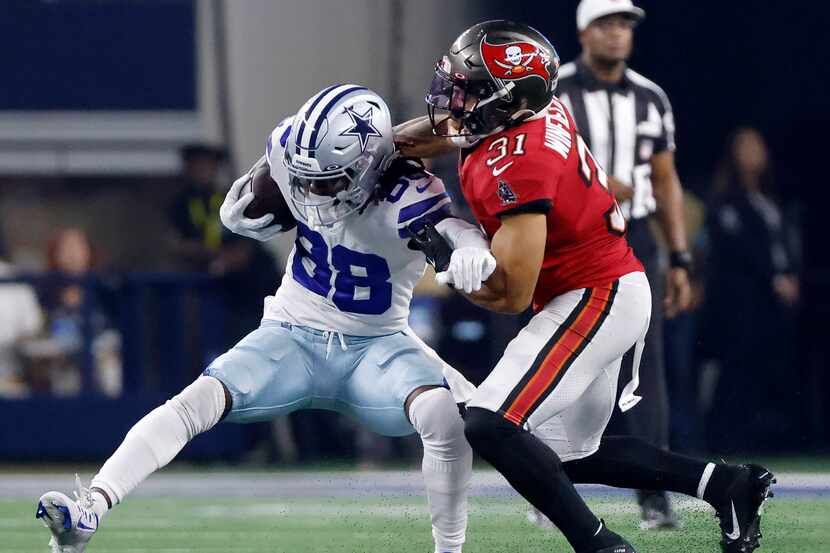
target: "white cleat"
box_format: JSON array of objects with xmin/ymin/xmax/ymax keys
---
[{"xmin": 35, "ymin": 475, "xmax": 100, "ymax": 553}]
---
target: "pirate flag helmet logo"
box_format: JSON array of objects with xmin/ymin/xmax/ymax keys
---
[{"xmin": 480, "ymin": 37, "xmax": 556, "ymax": 88}]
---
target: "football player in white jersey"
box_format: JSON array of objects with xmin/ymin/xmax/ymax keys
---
[{"xmin": 35, "ymin": 85, "xmax": 494, "ymax": 553}]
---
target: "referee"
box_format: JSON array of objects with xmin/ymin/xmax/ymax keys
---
[{"xmin": 557, "ymin": 0, "xmax": 692, "ymax": 529}]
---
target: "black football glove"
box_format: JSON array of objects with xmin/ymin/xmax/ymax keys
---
[{"xmin": 407, "ymin": 221, "xmax": 452, "ymax": 272}]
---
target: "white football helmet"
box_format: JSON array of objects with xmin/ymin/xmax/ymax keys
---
[{"xmin": 283, "ymin": 84, "xmax": 395, "ymax": 228}]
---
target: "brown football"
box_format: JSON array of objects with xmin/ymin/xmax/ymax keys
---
[{"xmin": 243, "ymin": 162, "xmax": 297, "ymax": 231}]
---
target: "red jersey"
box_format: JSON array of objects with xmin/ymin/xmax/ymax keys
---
[{"xmin": 459, "ymin": 97, "xmax": 643, "ymax": 311}]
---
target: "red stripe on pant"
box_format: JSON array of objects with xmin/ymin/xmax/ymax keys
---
[{"xmin": 503, "ymin": 285, "xmax": 615, "ymax": 426}]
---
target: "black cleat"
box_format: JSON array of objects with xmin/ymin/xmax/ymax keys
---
[
  {"xmin": 713, "ymin": 464, "xmax": 775, "ymax": 552},
  {"xmin": 578, "ymin": 520, "xmax": 638, "ymax": 553}
]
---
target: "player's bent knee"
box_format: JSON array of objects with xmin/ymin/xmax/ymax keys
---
[
  {"xmin": 408, "ymin": 387, "xmax": 469, "ymax": 462},
  {"xmin": 404, "ymin": 384, "xmax": 442, "ymax": 421},
  {"xmin": 463, "ymin": 407, "xmax": 520, "ymax": 452},
  {"xmin": 167, "ymin": 376, "xmax": 228, "ymax": 439},
  {"xmin": 465, "ymin": 407, "xmax": 567, "ymax": 475}
]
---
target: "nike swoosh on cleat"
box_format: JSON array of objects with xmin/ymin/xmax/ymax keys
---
[
  {"xmin": 77, "ymin": 520, "xmax": 96, "ymax": 532},
  {"xmin": 725, "ymin": 501, "xmax": 741, "ymax": 540},
  {"xmin": 758, "ymin": 471, "xmax": 770, "ymax": 480}
]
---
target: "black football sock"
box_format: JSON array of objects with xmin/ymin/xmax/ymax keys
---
[
  {"xmin": 563, "ymin": 435, "xmax": 716, "ymax": 500},
  {"xmin": 464, "ymin": 408, "xmax": 621, "ymax": 552}
]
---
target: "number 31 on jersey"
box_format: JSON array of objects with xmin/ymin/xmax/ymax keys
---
[{"xmin": 486, "ymin": 134, "xmax": 527, "ymax": 177}]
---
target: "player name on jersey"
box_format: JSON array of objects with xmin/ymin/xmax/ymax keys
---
[{"xmin": 544, "ymin": 101, "xmax": 572, "ymax": 159}]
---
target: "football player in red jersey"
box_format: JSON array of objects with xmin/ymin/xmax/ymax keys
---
[{"xmin": 396, "ymin": 20, "xmax": 774, "ymax": 553}]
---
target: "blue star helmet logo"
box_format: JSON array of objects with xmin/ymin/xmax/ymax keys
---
[{"xmin": 340, "ymin": 106, "xmax": 383, "ymax": 152}]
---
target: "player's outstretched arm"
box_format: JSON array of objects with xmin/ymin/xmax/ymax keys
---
[
  {"xmin": 393, "ymin": 116, "xmax": 458, "ymax": 158},
  {"xmin": 461, "ymin": 212, "xmax": 546, "ymax": 314}
]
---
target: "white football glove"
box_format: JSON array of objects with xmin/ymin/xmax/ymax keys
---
[
  {"xmin": 435, "ymin": 247, "xmax": 497, "ymax": 294},
  {"xmin": 219, "ymin": 172, "xmax": 284, "ymax": 241}
]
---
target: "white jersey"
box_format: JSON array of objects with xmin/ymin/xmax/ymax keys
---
[{"xmin": 262, "ymin": 117, "xmax": 453, "ymax": 336}]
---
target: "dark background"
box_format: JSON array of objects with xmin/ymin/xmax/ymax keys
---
[{"xmin": 479, "ymin": 1, "xmax": 825, "ymax": 194}]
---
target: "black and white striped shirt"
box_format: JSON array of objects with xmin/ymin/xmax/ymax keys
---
[{"xmin": 556, "ymin": 59, "xmax": 675, "ymax": 223}]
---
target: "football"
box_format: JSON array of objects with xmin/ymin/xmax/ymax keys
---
[{"xmin": 243, "ymin": 161, "xmax": 297, "ymax": 231}]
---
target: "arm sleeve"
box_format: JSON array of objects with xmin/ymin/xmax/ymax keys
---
[
  {"xmin": 435, "ymin": 217, "xmax": 489, "ymax": 250},
  {"xmin": 479, "ymin": 155, "xmax": 559, "ymax": 219}
]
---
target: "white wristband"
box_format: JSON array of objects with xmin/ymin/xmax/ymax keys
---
[{"xmin": 435, "ymin": 217, "xmax": 489, "ymax": 250}]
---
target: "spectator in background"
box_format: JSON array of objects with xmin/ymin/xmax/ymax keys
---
[
  {"xmin": 0, "ymin": 242, "xmax": 43, "ymax": 397},
  {"xmin": 663, "ymin": 190, "xmax": 707, "ymax": 454},
  {"xmin": 701, "ymin": 127, "xmax": 800, "ymax": 452},
  {"xmin": 168, "ymin": 144, "xmax": 230, "ymax": 273},
  {"xmin": 29, "ymin": 228, "xmax": 121, "ymax": 396},
  {"xmin": 168, "ymin": 144, "xmax": 280, "ymax": 350}
]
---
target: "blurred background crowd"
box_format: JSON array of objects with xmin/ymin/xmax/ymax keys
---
[{"xmin": 0, "ymin": 0, "xmax": 826, "ymax": 465}]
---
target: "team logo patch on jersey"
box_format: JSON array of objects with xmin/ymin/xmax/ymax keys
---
[
  {"xmin": 480, "ymin": 37, "xmax": 553, "ymax": 86},
  {"xmin": 497, "ymin": 179, "xmax": 518, "ymax": 205}
]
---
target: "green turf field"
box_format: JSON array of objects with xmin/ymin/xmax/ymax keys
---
[{"xmin": 6, "ymin": 495, "xmax": 828, "ymax": 553}]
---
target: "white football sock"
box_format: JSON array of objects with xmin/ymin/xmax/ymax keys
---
[
  {"xmin": 89, "ymin": 490, "xmax": 110, "ymax": 520},
  {"xmin": 90, "ymin": 376, "xmax": 227, "ymax": 509},
  {"xmin": 408, "ymin": 387, "xmax": 472, "ymax": 553}
]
